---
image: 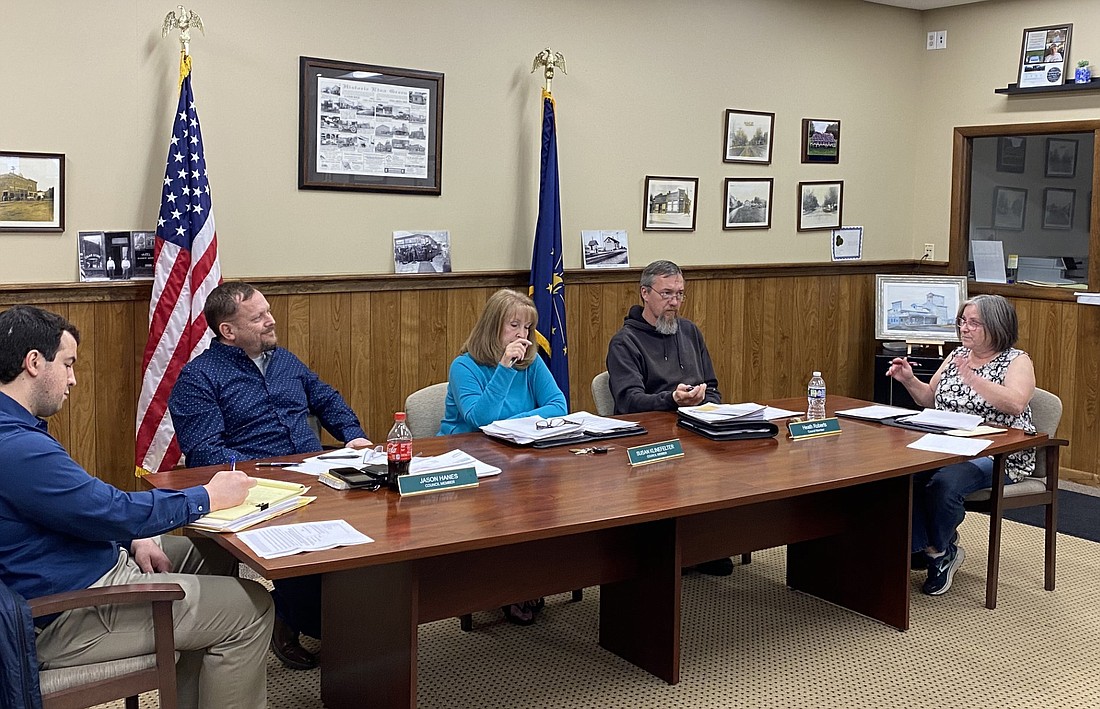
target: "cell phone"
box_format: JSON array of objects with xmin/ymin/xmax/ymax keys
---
[{"xmin": 330, "ymin": 465, "xmax": 388, "ymax": 488}]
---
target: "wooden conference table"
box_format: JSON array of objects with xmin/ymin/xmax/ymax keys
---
[{"xmin": 145, "ymin": 397, "xmax": 1048, "ymax": 709}]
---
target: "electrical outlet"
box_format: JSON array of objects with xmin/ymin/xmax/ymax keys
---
[
  {"xmin": 927, "ymin": 31, "xmax": 937, "ymax": 50},
  {"xmin": 923, "ymin": 243, "xmax": 935, "ymax": 260},
  {"xmin": 935, "ymin": 30, "xmax": 947, "ymax": 49}
]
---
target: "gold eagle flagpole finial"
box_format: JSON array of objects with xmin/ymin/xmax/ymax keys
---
[
  {"xmin": 531, "ymin": 47, "xmax": 567, "ymax": 95},
  {"xmin": 161, "ymin": 4, "xmax": 205, "ymax": 58}
]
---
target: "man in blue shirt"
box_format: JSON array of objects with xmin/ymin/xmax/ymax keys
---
[
  {"xmin": 169, "ymin": 281, "xmax": 372, "ymax": 670},
  {"xmin": 0, "ymin": 305, "xmax": 273, "ymax": 709}
]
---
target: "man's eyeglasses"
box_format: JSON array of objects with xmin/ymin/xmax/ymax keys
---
[
  {"xmin": 535, "ymin": 417, "xmax": 581, "ymax": 430},
  {"xmin": 646, "ymin": 288, "xmax": 687, "ymax": 302},
  {"xmin": 956, "ymin": 318, "xmax": 984, "ymax": 330}
]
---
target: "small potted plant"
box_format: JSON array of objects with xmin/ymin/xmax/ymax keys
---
[{"xmin": 1075, "ymin": 59, "xmax": 1091, "ymax": 84}]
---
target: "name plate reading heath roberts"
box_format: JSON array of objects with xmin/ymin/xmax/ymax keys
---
[
  {"xmin": 397, "ymin": 467, "xmax": 479, "ymax": 496},
  {"xmin": 787, "ymin": 417, "xmax": 842, "ymax": 440},
  {"xmin": 627, "ymin": 439, "xmax": 684, "ymax": 467}
]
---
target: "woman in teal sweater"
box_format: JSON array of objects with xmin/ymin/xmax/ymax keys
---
[
  {"xmin": 437, "ymin": 288, "xmax": 566, "ymax": 625},
  {"xmin": 438, "ymin": 289, "xmax": 566, "ymax": 435}
]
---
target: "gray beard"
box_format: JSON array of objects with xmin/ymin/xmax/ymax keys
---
[{"xmin": 655, "ymin": 315, "xmax": 678, "ymax": 335}]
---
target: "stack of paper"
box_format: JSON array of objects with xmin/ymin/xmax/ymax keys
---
[
  {"xmin": 190, "ymin": 478, "xmax": 314, "ymax": 533},
  {"xmin": 410, "ymin": 449, "xmax": 502, "ymax": 478},
  {"xmin": 679, "ymin": 403, "xmax": 766, "ymax": 424},
  {"xmin": 562, "ymin": 411, "xmax": 644, "ymax": 434},
  {"xmin": 481, "ymin": 415, "xmax": 586, "ymax": 445},
  {"xmin": 835, "ymin": 404, "xmax": 919, "ymax": 421},
  {"xmin": 904, "ymin": 409, "xmax": 983, "ymax": 431},
  {"xmin": 236, "ymin": 520, "xmax": 374, "ymax": 559},
  {"xmin": 286, "ymin": 447, "xmax": 385, "ymax": 476}
]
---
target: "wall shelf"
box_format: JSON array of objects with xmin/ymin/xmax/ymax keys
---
[{"xmin": 996, "ymin": 78, "xmax": 1100, "ymax": 95}]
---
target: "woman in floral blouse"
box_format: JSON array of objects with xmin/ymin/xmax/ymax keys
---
[{"xmin": 886, "ymin": 294, "xmax": 1035, "ymax": 597}]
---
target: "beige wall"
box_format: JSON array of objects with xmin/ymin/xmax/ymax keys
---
[{"xmin": 4, "ymin": 0, "xmax": 1094, "ymax": 284}]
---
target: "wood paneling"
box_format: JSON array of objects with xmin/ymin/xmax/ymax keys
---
[{"xmin": 6, "ymin": 267, "xmax": 1098, "ymax": 489}]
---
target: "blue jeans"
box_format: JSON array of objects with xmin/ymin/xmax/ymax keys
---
[{"xmin": 911, "ymin": 457, "xmax": 1014, "ymax": 554}]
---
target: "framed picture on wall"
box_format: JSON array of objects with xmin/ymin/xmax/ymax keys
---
[
  {"xmin": 0, "ymin": 151, "xmax": 65, "ymax": 232},
  {"xmin": 643, "ymin": 176, "xmax": 698, "ymax": 231},
  {"xmin": 1042, "ymin": 187, "xmax": 1074, "ymax": 229},
  {"xmin": 996, "ymin": 137, "xmax": 1026, "ymax": 173},
  {"xmin": 800, "ymin": 119, "xmax": 840, "ymax": 164},
  {"xmin": 1045, "ymin": 137, "xmax": 1077, "ymax": 178},
  {"xmin": 723, "ymin": 178, "xmax": 772, "ymax": 229},
  {"xmin": 992, "ymin": 186, "xmax": 1027, "ymax": 230},
  {"xmin": 298, "ymin": 56, "xmax": 444, "ymax": 195},
  {"xmin": 723, "ymin": 109, "xmax": 774, "ymax": 164},
  {"xmin": 797, "ymin": 180, "xmax": 843, "ymax": 231},
  {"xmin": 874, "ymin": 275, "xmax": 967, "ymax": 342},
  {"xmin": 1016, "ymin": 23, "xmax": 1072, "ymax": 89}
]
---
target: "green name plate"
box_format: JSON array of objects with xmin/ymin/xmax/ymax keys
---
[
  {"xmin": 397, "ymin": 467, "xmax": 479, "ymax": 496},
  {"xmin": 627, "ymin": 438, "xmax": 684, "ymax": 467},
  {"xmin": 787, "ymin": 417, "xmax": 842, "ymax": 440}
]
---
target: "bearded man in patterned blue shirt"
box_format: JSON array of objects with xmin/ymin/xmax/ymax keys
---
[{"xmin": 169, "ymin": 281, "xmax": 373, "ymax": 671}]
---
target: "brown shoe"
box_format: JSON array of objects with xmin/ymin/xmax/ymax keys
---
[{"xmin": 271, "ymin": 616, "xmax": 317, "ymax": 670}]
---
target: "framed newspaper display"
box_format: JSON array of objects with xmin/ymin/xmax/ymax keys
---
[
  {"xmin": 299, "ymin": 56, "xmax": 444, "ymax": 195},
  {"xmin": 1016, "ymin": 24, "xmax": 1071, "ymax": 90}
]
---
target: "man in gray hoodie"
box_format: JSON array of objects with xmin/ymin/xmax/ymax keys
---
[{"xmin": 606, "ymin": 260, "xmax": 722, "ymax": 414}]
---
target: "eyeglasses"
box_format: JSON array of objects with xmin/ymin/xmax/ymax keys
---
[
  {"xmin": 956, "ymin": 318, "xmax": 984, "ymax": 330},
  {"xmin": 647, "ymin": 288, "xmax": 687, "ymax": 302},
  {"xmin": 535, "ymin": 417, "xmax": 581, "ymax": 430}
]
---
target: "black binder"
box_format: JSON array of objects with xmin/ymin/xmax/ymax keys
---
[{"xmin": 676, "ymin": 416, "xmax": 779, "ymax": 441}]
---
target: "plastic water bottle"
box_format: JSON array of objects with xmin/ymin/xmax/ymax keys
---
[
  {"xmin": 806, "ymin": 371, "xmax": 827, "ymax": 420},
  {"xmin": 386, "ymin": 412, "xmax": 412, "ymax": 487}
]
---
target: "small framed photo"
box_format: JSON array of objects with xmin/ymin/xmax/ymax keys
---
[
  {"xmin": 1042, "ymin": 187, "xmax": 1074, "ymax": 229},
  {"xmin": 0, "ymin": 151, "xmax": 64, "ymax": 232},
  {"xmin": 801, "ymin": 119, "xmax": 840, "ymax": 164},
  {"xmin": 1017, "ymin": 24, "xmax": 1071, "ymax": 89},
  {"xmin": 393, "ymin": 230, "xmax": 451, "ymax": 273},
  {"xmin": 643, "ymin": 176, "xmax": 698, "ymax": 231},
  {"xmin": 723, "ymin": 109, "xmax": 774, "ymax": 164},
  {"xmin": 996, "ymin": 136, "xmax": 1026, "ymax": 173},
  {"xmin": 299, "ymin": 56, "xmax": 444, "ymax": 195},
  {"xmin": 797, "ymin": 180, "xmax": 843, "ymax": 231},
  {"xmin": 875, "ymin": 275, "xmax": 968, "ymax": 342},
  {"xmin": 723, "ymin": 178, "xmax": 773, "ymax": 230},
  {"xmin": 581, "ymin": 230, "xmax": 630, "ymax": 268},
  {"xmin": 992, "ymin": 186, "xmax": 1027, "ymax": 230},
  {"xmin": 1045, "ymin": 137, "xmax": 1077, "ymax": 178}
]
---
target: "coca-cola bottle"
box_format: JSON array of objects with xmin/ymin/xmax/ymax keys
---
[{"xmin": 386, "ymin": 412, "xmax": 412, "ymax": 487}]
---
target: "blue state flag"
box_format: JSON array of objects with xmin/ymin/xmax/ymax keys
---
[{"xmin": 529, "ymin": 90, "xmax": 569, "ymax": 405}]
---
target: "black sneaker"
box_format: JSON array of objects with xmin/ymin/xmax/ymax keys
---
[
  {"xmin": 694, "ymin": 557, "xmax": 735, "ymax": 576},
  {"xmin": 921, "ymin": 543, "xmax": 965, "ymax": 596}
]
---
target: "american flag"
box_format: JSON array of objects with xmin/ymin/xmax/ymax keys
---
[{"xmin": 135, "ymin": 55, "xmax": 221, "ymax": 474}]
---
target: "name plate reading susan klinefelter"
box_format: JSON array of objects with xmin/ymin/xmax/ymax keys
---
[
  {"xmin": 787, "ymin": 417, "xmax": 842, "ymax": 440},
  {"xmin": 627, "ymin": 439, "xmax": 684, "ymax": 467},
  {"xmin": 397, "ymin": 467, "xmax": 479, "ymax": 496}
]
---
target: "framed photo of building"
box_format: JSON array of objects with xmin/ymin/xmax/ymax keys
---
[
  {"xmin": 1042, "ymin": 187, "xmax": 1074, "ymax": 229},
  {"xmin": 643, "ymin": 176, "xmax": 698, "ymax": 231},
  {"xmin": 393, "ymin": 230, "xmax": 451, "ymax": 273},
  {"xmin": 1017, "ymin": 23, "xmax": 1071, "ymax": 89},
  {"xmin": 797, "ymin": 180, "xmax": 843, "ymax": 231},
  {"xmin": 723, "ymin": 109, "xmax": 774, "ymax": 164},
  {"xmin": 299, "ymin": 56, "xmax": 444, "ymax": 195},
  {"xmin": 1045, "ymin": 137, "xmax": 1077, "ymax": 178},
  {"xmin": 992, "ymin": 186, "xmax": 1027, "ymax": 230},
  {"xmin": 996, "ymin": 136, "xmax": 1026, "ymax": 173},
  {"xmin": 801, "ymin": 119, "xmax": 840, "ymax": 164},
  {"xmin": 874, "ymin": 274, "xmax": 967, "ymax": 342},
  {"xmin": 581, "ymin": 229, "xmax": 630, "ymax": 268},
  {"xmin": 723, "ymin": 178, "xmax": 773, "ymax": 230},
  {"xmin": 0, "ymin": 151, "xmax": 64, "ymax": 232}
]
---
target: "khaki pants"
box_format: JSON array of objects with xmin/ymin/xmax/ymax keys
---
[{"xmin": 36, "ymin": 536, "xmax": 273, "ymax": 709}]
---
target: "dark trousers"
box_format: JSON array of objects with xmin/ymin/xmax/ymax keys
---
[{"xmin": 272, "ymin": 575, "xmax": 322, "ymax": 639}]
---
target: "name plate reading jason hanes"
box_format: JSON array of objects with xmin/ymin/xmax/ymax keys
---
[
  {"xmin": 397, "ymin": 467, "xmax": 479, "ymax": 496},
  {"xmin": 627, "ymin": 439, "xmax": 684, "ymax": 467},
  {"xmin": 787, "ymin": 417, "xmax": 842, "ymax": 440}
]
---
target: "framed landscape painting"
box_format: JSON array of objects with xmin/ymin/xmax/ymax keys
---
[
  {"xmin": 801, "ymin": 119, "xmax": 840, "ymax": 164},
  {"xmin": 0, "ymin": 151, "xmax": 65, "ymax": 232},
  {"xmin": 723, "ymin": 178, "xmax": 772, "ymax": 230},
  {"xmin": 797, "ymin": 180, "xmax": 843, "ymax": 231},
  {"xmin": 724, "ymin": 109, "xmax": 774, "ymax": 164}
]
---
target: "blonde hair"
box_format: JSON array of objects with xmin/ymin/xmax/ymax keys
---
[{"xmin": 462, "ymin": 289, "xmax": 539, "ymax": 369}]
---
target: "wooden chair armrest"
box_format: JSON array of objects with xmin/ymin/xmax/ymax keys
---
[{"xmin": 27, "ymin": 583, "xmax": 185, "ymax": 618}]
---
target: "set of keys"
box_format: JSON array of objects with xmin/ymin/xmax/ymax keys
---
[{"xmin": 569, "ymin": 446, "xmax": 614, "ymax": 455}]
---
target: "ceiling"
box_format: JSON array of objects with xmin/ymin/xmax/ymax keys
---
[{"xmin": 864, "ymin": 0, "xmax": 991, "ymax": 9}]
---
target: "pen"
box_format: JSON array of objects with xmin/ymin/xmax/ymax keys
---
[
  {"xmin": 230, "ymin": 455, "xmax": 236, "ymax": 471},
  {"xmin": 317, "ymin": 453, "xmax": 361, "ymax": 460},
  {"xmin": 254, "ymin": 462, "xmax": 296, "ymax": 467}
]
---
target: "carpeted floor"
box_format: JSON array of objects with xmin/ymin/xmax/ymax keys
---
[
  {"xmin": 97, "ymin": 511, "xmax": 1100, "ymax": 708},
  {"xmin": 1003, "ymin": 480, "xmax": 1100, "ymax": 543}
]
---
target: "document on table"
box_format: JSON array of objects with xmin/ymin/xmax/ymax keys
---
[
  {"xmin": 236, "ymin": 520, "xmax": 374, "ymax": 559},
  {"xmin": 906, "ymin": 433, "xmax": 992, "ymax": 457},
  {"xmin": 286, "ymin": 447, "xmax": 386, "ymax": 476},
  {"xmin": 904, "ymin": 409, "xmax": 984, "ymax": 431},
  {"xmin": 411, "ymin": 449, "xmax": 502, "ymax": 478},
  {"xmin": 835, "ymin": 404, "xmax": 919, "ymax": 421}
]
